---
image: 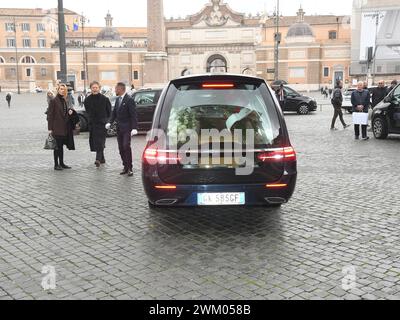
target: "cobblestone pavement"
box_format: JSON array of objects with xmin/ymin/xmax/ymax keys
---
[{"xmin": 0, "ymin": 92, "xmax": 399, "ymax": 300}]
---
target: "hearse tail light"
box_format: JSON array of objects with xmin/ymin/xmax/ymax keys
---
[
  {"xmin": 155, "ymin": 185, "xmax": 177, "ymax": 190},
  {"xmin": 257, "ymin": 147, "xmax": 297, "ymax": 163},
  {"xmin": 202, "ymin": 83, "xmax": 235, "ymax": 89},
  {"xmin": 143, "ymin": 145, "xmax": 181, "ymax": 164},
  {"xmin": 266, "ymin": 183, "xmax": 288, "ymax": 189}
]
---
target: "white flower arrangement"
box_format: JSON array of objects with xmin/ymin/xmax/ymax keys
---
[{"xmin": 168, "ymin": 107, "xmax": 197, "ymax": 144}]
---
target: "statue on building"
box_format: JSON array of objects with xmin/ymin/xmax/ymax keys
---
[{"xmin": 205, "ymin": 0, "xmax": 229, "ymax": 26}]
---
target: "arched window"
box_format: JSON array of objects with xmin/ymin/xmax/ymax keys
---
[
  {"xmin": 207, "ymin": 54, "xmax": 227, "ymax": 73},
  {"xmin": 242, "ymin": 68, "xmax": 253, "ymax": 75},
  {"xmin": 20, "ymin": 56, "xmax": 36, "ymax": 64},
  {"xmin": 181, "ymin": 68, "xmax": 191, "ymax": 76},
  {"xmin": 0, "ymin": 56, "xmax": 5, "ymax": 63}
]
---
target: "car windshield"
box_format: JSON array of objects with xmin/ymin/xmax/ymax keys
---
[
  {"xmin": 135, "ymin": 91, "xmax": 158, "ymax": 105},
  {"xmin": 393, "ymin": 85, "xmax": 400, "ymax": 101},
  {"xmin": 284, "ymin": 87, "xmax": 299, "ymax": 96},
  {"xmin": 162, "ymin": 81, "xmax": 283, "ymax": 148}
]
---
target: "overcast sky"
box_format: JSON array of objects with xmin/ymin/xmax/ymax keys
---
[{"xmin": 2, "ymin": 0, "xmax": 353, "ymax": 27}]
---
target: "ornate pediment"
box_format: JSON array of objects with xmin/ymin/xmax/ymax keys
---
[{"xmin": 189, "ymin": 0, "xmax": 244, "ymax": 27}]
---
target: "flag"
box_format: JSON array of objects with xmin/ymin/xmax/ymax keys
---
[{"xmin": 73, "ymin": 20, "xmax": 79, "ymax": 32}]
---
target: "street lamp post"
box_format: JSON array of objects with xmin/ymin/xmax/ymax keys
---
[
  {"xmin": 81, "ymin": 13, "xmax": 89, "ymax": 92},
  {"xmin": 57, "ymin": 0, "xmax": 68, "ymax": 83},
  {"xmin": 371, "ymin": 12, "xmax": 381, "ymax": 85},
  {"xmin": 13, "ymin": 16, "xmax": 21, "ymax": 94},
  {"xmin": 274, "ymin": 0, "xmax": 281, "ymax": 82},
  {"xmin": 364, "ymin": 11, "xmax": 383, "ymax": 85}
]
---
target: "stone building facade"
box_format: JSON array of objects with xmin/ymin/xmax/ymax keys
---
[
  {"xmin": 164, "ymin": 1, "xmax": 261, "ymax": 80},
  {"xmin": 0, "ymin": 8, "xmax": 147, "ymax": 91},
  {"xmin": 0, "ymin": 0, "xmax": 355, "ymax": 92},
  {"xmin": 258, "ymin": 7, "xmax": 352, "ymax": 91},
  {"xmin": 351, "ymin": 0, "xmax": 400, "ymax": 83}
]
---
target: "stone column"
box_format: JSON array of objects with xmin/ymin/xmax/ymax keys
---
[{"xmin": 144, "ymin": 0, "xmax": 168, "ymax": 87}]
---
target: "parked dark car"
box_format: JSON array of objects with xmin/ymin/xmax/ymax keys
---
[
  {"xmin": 142, "ymin": 74, "xmax": 297, "ymax": 207},
  {"xmin": 278, "ymin": 86, "xmax": 317, "ymax": 115},
  {"xmin": 271, "ymin": 80, "xmax": 288, "ymax": 90},
  {"xmin": 77, "ymin": 88, "xmax": 163, "ymax": 137},
  {"xmin": 372, "ymin": 84, "xmax": 400, "ymax": 139},
  {"xmin": 133, "ymin": 88, "xmax": 163, "ymax": 132}
]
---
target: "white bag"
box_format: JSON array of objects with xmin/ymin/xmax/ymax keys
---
[{"xmin": 352, "ymin": 112, "xmax": 369, "ymax": 125}]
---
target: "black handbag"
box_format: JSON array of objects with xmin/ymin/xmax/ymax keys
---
[{"xmin": 44, "ymin": 134, "xmax": 57, "ymax": 150}]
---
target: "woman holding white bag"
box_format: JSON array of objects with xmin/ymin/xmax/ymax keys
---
[{"xmin": 351, "ymin": 81, "xmax": 371, "ymax": 141}]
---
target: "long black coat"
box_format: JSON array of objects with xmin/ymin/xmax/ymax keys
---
[
  {"xmin": 372, "ymin": 87, "xmax": 387, "ymax": 107},
  {"xmin": 66, "ymin": 109, "xmax": 80, "ymax": 150},
  {"xmin": 47, "ymin": 94, "xmax": 79, "ymax": 150},
  {"xmin": 84, "ymin": 93, "xmax": 112, "ymax": 152}
]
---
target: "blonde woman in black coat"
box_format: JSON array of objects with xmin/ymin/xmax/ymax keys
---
[{"xmin": 47, "ymin": 84, "xmax": 79, "ymax": 170}]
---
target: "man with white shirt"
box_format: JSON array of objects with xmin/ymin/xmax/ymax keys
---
[{"xmin": 106, "ymin": 82, "xmax": 138, "ymax": 176}]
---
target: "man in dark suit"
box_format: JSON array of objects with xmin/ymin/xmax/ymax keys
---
[
  {"xmin": 106, "ymin": 82, "xmax": 138, "ymax": 176},
  {"xmin": 351, "ymin": 81, "xmax": 371, "ymax": 141},
  {"xmin": 372, "ymin": 80, "xmax": 388, "ymax": 109}
]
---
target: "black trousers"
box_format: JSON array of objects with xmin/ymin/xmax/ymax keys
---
[
  {"xmin": 354, "ymin": 125, "xmax": 368, "ymax": 139},
  {"xmin": 53, "ymin": 136, "xmax": 67, "ymax": 166},
  {"xmin": 117, "ymin": 130, "xmax": 132, "ymax": 170},
  {"xmin": 96, "ymin": 150, "xmax": 105, "ymax": 162},
  {"xmin": 331, "ymin": 106, "xmax": 346, "ymax": 128}
]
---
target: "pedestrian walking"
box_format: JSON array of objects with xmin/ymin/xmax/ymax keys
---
[
  {"xmin": 328, "ymin": 88, "xmax": 333, "ymax": 99},
  {"xmin": 47, "ymin": 90, "xmax": 55, "ymax": 106},
  {"xmin": 47, "ymin": 84, "xmax": 80, "ymax": 170},
  {"xmin": 6, "ymin": 92, "xmax": 12, "ymax": 108},
  {"xmin": 276, "ymin": 84, "xmax": 286, "ymax": 109},
  {"xmin": 330, "ymin": 80, "xmax": 350, "ymax": 131},
  {"xmin": 45, "ymin": 90, "xmax": 55, "ymax": 115},
  {"xmin": 77, "ymin": 94, "xmax": 83, "ymax": 108},
  {"xmin": 372, "ymin": 80, "xmax": 387, "ymax": 108},
  {"xmin": 105, "ymin": 82, "xmax": 138, "ymax": 177},
  {"xmin": 351, "ymin": 81, "xmax": 371, "ymax": 141},
  {"xmin": 66, "ymin": 86, "xmax": 75, "ymax": 109},
  {"xmin": 129, "ymin": 83, "xmax": 137, "ymax": 97},
  {"xmin": 84, "ymin": 81, "xmax": 112, "ymax": 168}
]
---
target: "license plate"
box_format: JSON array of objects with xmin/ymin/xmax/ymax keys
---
[{"xmin": 197, "ymin": 193, "xmax": 245, "ymax": 206}]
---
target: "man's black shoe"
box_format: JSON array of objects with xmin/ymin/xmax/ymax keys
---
[
  {"xmin": 128, "ymin": 171, "xmax": 133, "ymax": 177},
  {"xmin": 61, "ymin": 164, "xmax": 72, "ymax": 169},
  {"xmin": 95, "ymin": 160, "xmax": 101, "ymax": 168},
  {"xmin": 120, "ymin": 169, "xmax": 128, "ymax": 175},
  {"xmin": 100, "ymin": 159, "xmax": 106, "ymax": 164},
  {"xmin": 54, "ymin": 165, "xmax": 63, "ymax": 171}
]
